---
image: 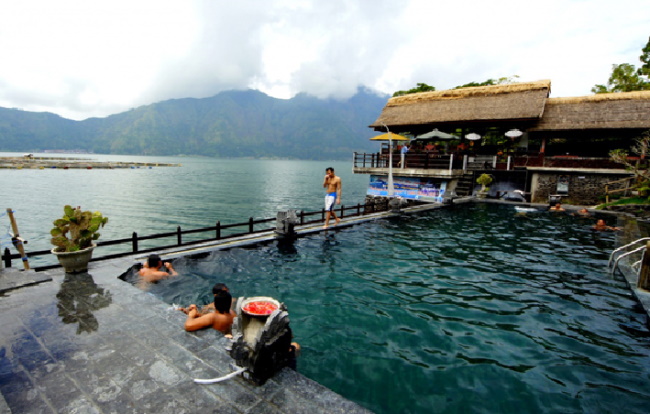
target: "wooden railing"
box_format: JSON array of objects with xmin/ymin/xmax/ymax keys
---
[
  {"xmin": 604, "ymin": 176, "xmax": 636, "ymax": 203},
  {"xmin": 353, "ymin": 152, "xmax": 464, "ymax": 170},
  {"xmin": 2, "ymin": 204, "xmax": 371, "ymax": 272}
]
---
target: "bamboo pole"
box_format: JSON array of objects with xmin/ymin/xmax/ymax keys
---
[{"xmin": 6, "ymin": 208, "xmax": 30, "ymax": 270}]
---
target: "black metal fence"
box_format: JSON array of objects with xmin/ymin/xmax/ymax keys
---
[{"xmin": 2, "ymin": 204, "xmax": 370, "ymax": 272}]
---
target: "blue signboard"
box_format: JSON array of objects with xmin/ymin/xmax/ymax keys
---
[{"xmin": 367, "ymin": 175, "xmax": 446, "ymax": 202}]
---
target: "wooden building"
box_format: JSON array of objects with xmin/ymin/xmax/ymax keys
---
[{"xmin": 355, "ymin": 80, "xmax": 650, "ymax": 205}]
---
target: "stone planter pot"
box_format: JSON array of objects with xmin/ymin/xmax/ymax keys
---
[{"xmin": 51, "ymin": 244, "xmax": 95, "ymax": 273}]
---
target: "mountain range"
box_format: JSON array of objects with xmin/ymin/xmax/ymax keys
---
[{"xmin": 0, "ymin": 88, "xmax": 389, "ymax": 160}]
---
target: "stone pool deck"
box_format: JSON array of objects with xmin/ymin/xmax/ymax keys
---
[{"xmin": 1, "ymin": 205, "xmax": 451, "ymax": 414}]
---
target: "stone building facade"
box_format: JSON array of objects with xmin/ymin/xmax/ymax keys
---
[{"xmin": 528, "ymin": 168, "xmax": 633, "ymax": 205}]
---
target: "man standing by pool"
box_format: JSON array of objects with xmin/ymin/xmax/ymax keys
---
[{"xmin": 323, "ymin": 167, "xmax": 342, "ymax": 229}]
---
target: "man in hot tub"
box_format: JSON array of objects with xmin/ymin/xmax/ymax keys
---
[{"xmin": 184, "ymin": 289, "xmax": 236, "ymax": 334}]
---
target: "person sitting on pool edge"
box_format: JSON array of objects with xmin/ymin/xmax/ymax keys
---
[
  {"xmin": 184, "ymin": 289, "xmax": 236, "ymax": 334},
  {"xmin": 138, "ymin": 254, "xmax": 178, "ymax": 283}
]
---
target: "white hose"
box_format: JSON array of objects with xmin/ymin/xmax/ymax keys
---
[{"xmin": 194, "ymin": 366, "xmax": 247, "ymax": 384}]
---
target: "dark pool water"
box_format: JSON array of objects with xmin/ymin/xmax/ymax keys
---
[{"xmin": 136, "ymin": 203, "xmax": 650, "ymax": 414}]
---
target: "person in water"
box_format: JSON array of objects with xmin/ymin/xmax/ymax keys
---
[
  {"xmin": 593, "ymin": 219, "xmax": 621, "ymax": 231},
  {"xmin": 323, "ymin": 167, "xmax": 342, "ymax": 229},
  {"xmin": 549, "ymin": 203, "xmax": 565, "ymax": 212},
  {"xmin": 179, "ymin": 283, "xmax": 231, "ymax": 315},
  {"xmin": 573, "ymin": 208, "xmax": 591, "ymax": 217},
  {"xmin": 184, "ymin": 289, "xmax": 236, "ymax": 334},
  {"xmin": 138, "ymin": 254, "xmax": 178, "ymax": 283}
]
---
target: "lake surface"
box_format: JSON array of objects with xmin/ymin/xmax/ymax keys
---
[
  {"xmin": 0, "ymin": 153, "xmax": 368, "ymax": 267},
  {"xmin": 3, "ymin": 153, "xmax": 650, "ymax": 413}
]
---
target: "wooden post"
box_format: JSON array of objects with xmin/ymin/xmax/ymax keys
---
[
  {"xmin": 3, "ymin": 247, "xmax": 11, "ymax": 268},
  {"xmin": 6, "ymin": 209, "xmax": 30, "ymax": 270},
  {"xmin": 132, "ymin": 232, "xmax": 138, "ymax": 253},
  {"xmin": 248, "ymin": 218, "xmax": 254, "ymax": 233},
  {"xmin": 605, "ymin": 185, "xmax": 609, "ymax": 204},
  {"xmin": 177, "ymin": 226, "xmax": 182, "ymax": 245},
  {"xmin": 216, "ymin": 221, "xmax": 221, "ymax": 239},
  {"xmin": 638, "ymin": 242, "xmax": 650, "ymax": 291}
]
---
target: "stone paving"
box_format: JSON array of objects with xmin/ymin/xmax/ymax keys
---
[{"xmin": 0, "ymin": 255, "xmax": 374, "ymax": 413}]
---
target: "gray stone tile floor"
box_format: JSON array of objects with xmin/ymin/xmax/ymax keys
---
[{"xmin": 0, "ymin": 257, "xmax": 373, "ymax": 413}]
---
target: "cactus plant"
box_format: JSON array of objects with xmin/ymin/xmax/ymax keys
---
[{"xmin": 50, "ymin": 205, "xmax": 108, "ymax": 252}]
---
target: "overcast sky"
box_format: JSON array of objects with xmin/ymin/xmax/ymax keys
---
[{"xmin": 1, "ymin": 0, "xmax": 648, "ymax": 120}]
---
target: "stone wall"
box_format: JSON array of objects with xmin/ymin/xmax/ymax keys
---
[
  {"xmin": 531, "ymin": 172, "xmax": 631, "ymax": 205},
  {"xmin": 363, "ymin": 195, "xmax": 422, "ymax": 213}
]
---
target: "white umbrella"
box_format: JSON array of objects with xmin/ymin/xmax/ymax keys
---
[
  {"xmin": 465, "ymin": 133, "xmax": 481, "ymax": 141},
  {"xmin": 505, "ymin": 129, "xmax": 523, "ymax": 138},
  {"xmin": 415, "ymin": 128, "xmax": 459, "ymax": 140}
]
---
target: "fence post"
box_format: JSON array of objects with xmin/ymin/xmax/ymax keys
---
[
  {"xmin": 638, "ymin": 242, "xmax": 650, "ymax": 290},
  {"xmin": 3, "ymin": 247, "xmax": 11, "ymax": 268},
  {"xmin": 340, "ymin": 205, "xmax": 345, "ymax": 218},
  {"xmin": 356, "ymin": 203, "xmax": 361, "ymax": 216},
  {"xmin": 132, "ymin": 232, "xmax": 138, "ymax": 253},
  {"xmin": 300, "ymin": 211, "xmax": 305, "ymax": 225},
  {"xmin": 216, "ymin": 221, "xmax": 221, "ymax": 239},
  {"xmin": 249, "ymin": 218, "xmax": 254, "ymax": 233},
  {"xmin": 177, "ymin": 226, "xmax": 182, "ymax": 245},
  {"xmin": 605, "ymin": 184, "xmax": 609, "ymax": 204}
]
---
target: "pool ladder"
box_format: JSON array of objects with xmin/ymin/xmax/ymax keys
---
[{"xmin": 608, "ymin": 237, "xmax": 650, "ymax": 276}]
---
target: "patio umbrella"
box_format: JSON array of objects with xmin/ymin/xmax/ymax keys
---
[
  {"xmin": 415, "ymin": 128, "xmax": 458, "ymax": 140},
  {"xmin": 465, "ymin": 133, "xmax": 482, "ymax": 141},
  {"xmin": 505, "ymin": 129, "xmax": 523, "ymax": 138},
  {"xmin": 369, "ymin": 132, "xmax": 410, "ymax": 141}
]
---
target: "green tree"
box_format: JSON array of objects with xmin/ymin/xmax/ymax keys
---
[
  {"xmin": 392, "ymin": 83, "xmax": 436, "ymax": 97},
  {"xmin": 592, "ymin": 37, "xmax": 650, "ymax": 93},
  {"xmin": 638, "ymin": 36, "xmax": 650, "ymax": 77},
  {"xmin": 592, "ymin": 63, "xmax": 650, "ymax": 93}
]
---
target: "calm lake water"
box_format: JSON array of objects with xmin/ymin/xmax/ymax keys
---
[
  {"xmin": 3, "ymin": 153, "xmax": 650, "ymax": 413},
  {"xmin": 0, "ymin": 153, "xmax": 368, "ymax": 267}
]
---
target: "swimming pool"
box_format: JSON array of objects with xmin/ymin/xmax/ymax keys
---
[{"xmin": 132, "ymin": 203, "xmax": 650, "ymax": 413}]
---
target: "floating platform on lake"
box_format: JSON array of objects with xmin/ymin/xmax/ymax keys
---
[{"xmin": 0, "ymin": 156, "xmax": 181, "ymax": 169}]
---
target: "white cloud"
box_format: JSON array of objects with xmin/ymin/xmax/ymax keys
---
[{"xmin": 0, "ymin": 0, "xmax": 648, "ymax": 120}]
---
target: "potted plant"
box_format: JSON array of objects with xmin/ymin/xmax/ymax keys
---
[
  {"xmin": 50, "ymin": 205, "xmax": 108, "ymax": 273},
  {"xmin": 476, "ymin": 173, "xmax": 493, "ymax": 198}
]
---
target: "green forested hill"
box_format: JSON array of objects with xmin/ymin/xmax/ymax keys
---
[{"xmin": 0, "ymin": 88, "xmax": 387, "ymax": 160}]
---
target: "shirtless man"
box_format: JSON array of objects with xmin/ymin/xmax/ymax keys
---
[
  {"xmin": 138, "ymin": 254, "xmax": 178, "ymax": 283},
  {"xmin": 593, "ymin": 219, "xmax": 621, "ymax": 231},
  {"xmin": 184, "ymin": 290, "xmax": 236, "ymax": 334},
  {"xmin": 323, "ymin": 167, "xmax": 342, "ymax": 229}
]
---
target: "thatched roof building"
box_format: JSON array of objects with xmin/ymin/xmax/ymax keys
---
[
  {"xmin": 370, "ymin": 80, "xmax": 650, "ymax": 139},
  {"xmin": 370, "ymin": 80, "xmax": 551, "ymax": 134},
  {"xmin": 528, "ymin": 91, "xmax": 650, "ymax": 135}
]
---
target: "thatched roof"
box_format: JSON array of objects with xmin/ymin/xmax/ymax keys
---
[
  {"xmin": 370, "ymin": 80, "xmax": 551, "ymax": 130},
  {"xmin": 529, "ymin": 90, "xmax": 650, "ymax": 131}
]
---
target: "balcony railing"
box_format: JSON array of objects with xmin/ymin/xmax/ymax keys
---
[{"xmin": 354, "ymin": 152, "xmax": 626, "ymax": 172}]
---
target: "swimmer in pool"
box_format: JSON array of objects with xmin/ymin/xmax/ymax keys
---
[
  {"xmin": 549, "ymin": 203, "xmax": 565, "ymax": 212},
  {"xmin": 184, "ymin": 289, "xmax": 236, "ymax": 334},
  {"xmin": 179, "ymin": 283, "xmax": 232, "ymax": 315},
  {"xmin": 573, "ymin": 208, "xmax": 591, "ymax": 217},
  {"xmin": 138, "ymin": 254, "xmax": 178, "ymax": 283},
  {"xmin": 593, "ymin": 219, "xmax": 620, "ymax": 231}
]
